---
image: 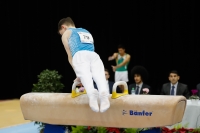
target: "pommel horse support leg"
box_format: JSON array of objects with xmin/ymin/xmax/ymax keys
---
[{"xmin": 20, "ymin": 81, "xmax": 186, "ymax": 129}]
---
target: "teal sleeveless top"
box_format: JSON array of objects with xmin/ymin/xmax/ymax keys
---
[{"xmin": 116, "ymin": 53, "xmax": 129, "ymax": 71}]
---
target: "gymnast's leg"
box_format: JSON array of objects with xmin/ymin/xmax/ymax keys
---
[
  {"xmin": 72, "ymin": 51, "xmax": 99, "ymax": 112},
  {"xmin": 90, "ymin": 52, "xmax": 110, "ymax": 113}
]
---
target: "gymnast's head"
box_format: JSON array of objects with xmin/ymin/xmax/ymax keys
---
[
  {"xmin": 58, "ymin": 17, "xmax": 75, "ymax": 35},
  {"xmin": 118, "ymin": 44, "xmax": 126, "ymax": 56}
]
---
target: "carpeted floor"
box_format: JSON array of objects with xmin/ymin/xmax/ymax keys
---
[
  {"xmin": 0, "ymin": 99, "xmax": 40, "ymax": 133},
  {"xmin": 0, "ymin": 122, "xmax": 40, "ymax": 133},
  {"xmin": 0, "ymin": 99, "xmax": 30, "ymax": 128},
  {"xmin": 0, "ymin": 99, "xmax": 70, "ymax": 133}
]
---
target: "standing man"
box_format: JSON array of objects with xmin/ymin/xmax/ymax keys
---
[
  {"xmin": 108, "ymin": 44, "xmax": 131, "ymax": 91},
  {"xmin": 58, "ymin": 17, "xmax": 110, "ymax": 113},
  {"xmin": 160, "ymin": 70, "xmax": 190, "ymax": 99}
]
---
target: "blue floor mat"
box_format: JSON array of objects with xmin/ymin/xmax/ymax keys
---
[{"xmin": 0, "ymin": 122, "xmax": 40, "ymax": 133}]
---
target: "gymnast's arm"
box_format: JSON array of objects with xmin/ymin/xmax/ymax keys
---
[
  {"xmin": 115, "ymin": 54, "xmax": 131, "ymax": 68},
  {"xmin": 62, "ymin": 31, "xmax": 80, "ymax": 83},
  {"xmin": 61, "ymin": 30, "xmax": 74, "ymax": 71},
  {"xmin": 108, "ymin": 53, "xmax": 118, "ymax": 61}
]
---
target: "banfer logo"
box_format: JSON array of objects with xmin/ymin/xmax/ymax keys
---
[
  {"xmin": 129, "ymin": 110, "xmax": 152, "ymax": 116},
  {"xmin": 122, "ymin": 110, "xmax": 127, "ymax": 115}
]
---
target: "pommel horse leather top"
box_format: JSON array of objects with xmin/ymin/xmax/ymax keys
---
[{"xmin": 20, "ymin": 81, "xmax": 186, "ymax": 128}]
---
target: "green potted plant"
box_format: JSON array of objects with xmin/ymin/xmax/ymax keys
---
[
  {"xmin": 123, "ymin": 128, "xmax": 139, "ymax": 133},
  {"xmin": 32, "ymin": 69, "xmax": 65, "ymax": 133},
  {"xmin": 71, "ymin": 126, "xmax": 108, "ymax": 133},
  {"xmin": 162, "ymin": 123, "xmax": 200, "ymax": 133},
  {"xmin": 32, "ymin": 69, "xmax": 64, "ymax": 93}
]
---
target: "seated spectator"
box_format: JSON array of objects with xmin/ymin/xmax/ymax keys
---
[
  {"xmin": 128, "ymin": 66, "xmax": 151, "ymax": 94},
  {"xmin": 94, "ymin": 68, "xmax": 121, "ymax": 94},
  {"xmin": 160, "ymin": 70, "xmax": 190, "ymax": 99}
]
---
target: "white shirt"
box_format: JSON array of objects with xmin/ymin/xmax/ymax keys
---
[
  {"xmin": 170, "ymin": 82, "xmax": 178, "ymax": 95},
  {"xmin": 136, "ymin": 82, "xmax": 143, "ymax": 94}
]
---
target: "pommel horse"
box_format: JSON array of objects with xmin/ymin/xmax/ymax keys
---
[{"xmin": 20, "ymin": 81, "xmax": 186, "ymax": 132}]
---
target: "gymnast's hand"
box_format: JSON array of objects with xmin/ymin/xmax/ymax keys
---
[
  {"xmin": 108, "ymin": 56, "xmax": 113, "ymax": 61},
  {"xmin": 74, "ymin": 77, "xmax": 81, "ymax": 82},
  {"xmin": 76, "ymin": 83, "xmax": 82, "ymax": 86},
  {"xmin": 111, "ymin": 65, "xmax": 117, "ymax": 72},
  {"xmin": 74, "ymin": 77, "xmax": 82, "ymax": 86}
]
